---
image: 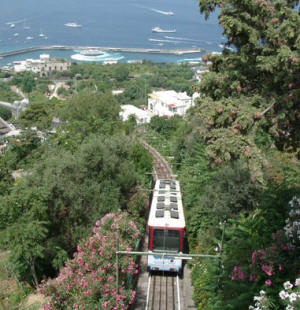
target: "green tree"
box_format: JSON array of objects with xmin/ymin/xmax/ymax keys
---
[
  {"xmin": 192, "ymin": 0, "xmax": 299, "ymax": 174},
  {"xmin": 59, "ymin": 90, "xmax": 121, "ymax": 136},
  {"xmin": 115, "ymin": 64, "xmax": 129, "ymax": 82},
  {"xmin": 21, "ymin": 72, "xmax": 35, "ymax": 93},
  {"xmin": 0, "ymin": 186, "xmax": 49, "ymax": 286},
  {"xmin": 0, "ymin": 106, "xmax": 12, "ymax": 120},
  {"xmin": 0, "ymin": 134, "xmax": 149, "ymax": 283},
  {"xmin": 149, "ymin": 115, "xmax": 183, "ymax": 137}
]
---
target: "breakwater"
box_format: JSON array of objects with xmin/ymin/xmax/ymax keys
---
[{"xmin": 0, "ymin": 45, "xmax": 203, "ymax": 58}]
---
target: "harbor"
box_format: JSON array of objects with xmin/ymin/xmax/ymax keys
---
[{"xmin": 0, "ymin": 45, "xmax": 203, "ymax": 58}]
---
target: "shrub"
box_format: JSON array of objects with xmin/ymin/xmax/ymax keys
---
[{"xmin": 39, "ymin": 212, "xmax": 141, "ymax": 309}]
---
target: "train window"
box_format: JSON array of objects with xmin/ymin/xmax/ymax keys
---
[
  {"xmin": 155, "ymin": 210, "xmax": 164, "ymax": 217},
  {"xmin": 171, "ymin": 211, "xmax": 179, "ymax": 219},
  {"xmin": 152, "ymin": 229, "xmax": 180, "ymax": 252},
  {"xmin": 157, "ymin": 196, "xmax": 165, "ymax": 202},
  {"xmin": 170, "ymin": 196, "xmax": 177, "ymax": 203},
  {"xmin": 156, "ymin": 203, "xmax": 165, "ymax": 209},
  {"xmin": 170, "ymin": 203, "xmax": 178, "ymax": 210}
]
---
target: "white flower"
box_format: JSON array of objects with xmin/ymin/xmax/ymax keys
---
[
  {"xmin": 289, "ymin": 292, "xmax": 298, "ymax": 303},
  {"xmin": 249, "ymin": 306, "xmax": 255, "ymax": 310},
  {"xmin": 260, "ymin": 290, "xmax": 266, "ymax": 296},
  {"xmin": 254, "ymin": 296, "xmax": 262, "ymax": 302},
  {"xmin": 284, "ymin": 281, "xmax": 293, "ymax": 290},
  {"xmin": 279, "ymin": 290, "xmax": 289, "ymax": 300},
  {"xmin": 286, "ymin": 305, "xmax": 293, "ymax": 310},
  {"xmin": 295, "ymin": 278, "xmax": 300, "ymax": 287}
]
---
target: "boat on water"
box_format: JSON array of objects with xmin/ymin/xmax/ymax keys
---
[
  {"xmin": 39, "ymin": 29, "xmax": 46, "ymax": 37},
  {"xmin": 80, "ymin": 49, "xmax": 105, "ymax": 56},
  {"xmin": 151, "ymin": 8, "xmax": 174, "ymax": 16},
  {"xmin": 26, "ymin": 36, "xmax": 34, "ymax": 40},
  {"xmin": 157, "ymin": 10, "xmax": 174, "ymax": 16},
  {"xmin": 10, "ymin": 23, "xmax": 15, "ymax": 28},
  {"xmin": 13, "ymin": 33, "xmax": 19, "ymax": 37},
  {"xmin": 152, "ymin": 26, "xmax": 176, "ymax": 33},
  {"xmin": 64, "ymin": 22, "xmax": 82, "ymax": 28}
]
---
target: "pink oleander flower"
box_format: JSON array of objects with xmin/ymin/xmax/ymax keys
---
[
  {"xmin": 261, "ymin": 264, "xmax": 273, "ymax": 276},
  {"xmin": 238, "ymin": 271, "xmax": 245, "ymax": 281},
  {"xmin": 265, "ymin": 280, "xmax": 272, "ymax": 286}
]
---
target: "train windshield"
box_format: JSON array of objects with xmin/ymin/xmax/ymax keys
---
[{"xmin": 153, "ymin": 229, "xmax": 180, "ymax": 252}]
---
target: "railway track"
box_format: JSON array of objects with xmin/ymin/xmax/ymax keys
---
[
  {"xmin": 133, "ymin": 138, "xmax": 183, "ymax": 310},
  {"xmin": 146, "ymin": 272, "xmax": 181, "ymax": 310},
  {"xmin": 139, "ymin": 139, "xmax": 173, "ymax": 180}
]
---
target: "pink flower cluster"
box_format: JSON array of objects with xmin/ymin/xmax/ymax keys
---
[
  {"xmin": 231, "ymin": 230, "xmax": 291, "ymax": 287},
  {"xmin": 231, "ymin": 266, "xmax": 246, "ymax": 281},
  {"xmin": 39, "ymin": 212, "xmax": 142, "ymax": 309}
]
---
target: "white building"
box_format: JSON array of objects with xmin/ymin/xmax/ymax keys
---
[
  {"xmin": 192, "ymin": 66, "xmax": 209, "ymax": 81},
  {"xmin": 13, "ymin": 54, "xmax": 71, "ymax": 76},
  {"xmin": 148, "ymin": 90, "xmax": 194, "ymax": 117},
  {"xmin": 120, "ymin": 105, "xmax": 153, "ymax": 124}
]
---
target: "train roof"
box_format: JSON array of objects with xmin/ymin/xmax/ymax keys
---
[{"xmin": 148, "ymin": 179, "xmax": 185, "ymax": 228}]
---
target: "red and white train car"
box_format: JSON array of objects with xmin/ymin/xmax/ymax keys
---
[{"xmin": 147, "ymin": 179, "xmax": 186, "ymax": 274}]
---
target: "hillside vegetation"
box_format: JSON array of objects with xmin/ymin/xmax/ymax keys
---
[{"xmin": 0, "ymin": 0, "xmax": 299, "ymax": 308}]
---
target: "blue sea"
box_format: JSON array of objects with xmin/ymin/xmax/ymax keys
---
[{"xmin": 0, "ymin": 0, "xmax": 223, "ymax": 65}]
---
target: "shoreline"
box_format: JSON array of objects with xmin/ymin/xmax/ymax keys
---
[{"xmin": 0, "ymin": 45, "xmax": 203, "ymax": 58}]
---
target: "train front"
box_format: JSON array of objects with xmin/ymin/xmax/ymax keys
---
[{"xmin": 147, "ymin": 179, "xmax": 186, "ymax": 274}]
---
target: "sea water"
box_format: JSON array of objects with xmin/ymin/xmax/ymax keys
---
[{"xmin": 0, "ymin": 0, "xmax": 223, "ymax": 65}]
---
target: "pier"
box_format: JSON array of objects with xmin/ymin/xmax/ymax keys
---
[{"xmin": 0, "ymin": 45, "xmax": 203, "ymax": 58}]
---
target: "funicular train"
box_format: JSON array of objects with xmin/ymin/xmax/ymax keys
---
[{"xmin": 147, "ymin": 179, "xmax": 186, "ymax": 274}]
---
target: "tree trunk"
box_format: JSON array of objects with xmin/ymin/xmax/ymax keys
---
[{"xmin": 29, "ymin": 256, "xmax": 39, "ymax": 287}]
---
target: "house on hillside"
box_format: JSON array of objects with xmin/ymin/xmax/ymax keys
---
[
  {"xmin": 120, "ymin": 105, "xmax": 153, "ymax": 124},
  {"xmin": 148, "ymin": 90, "xmax": 195, "ymax": 117},
  {"xmin": 14, "ymin": 54, "xmax": 71, "ymax": 76}
]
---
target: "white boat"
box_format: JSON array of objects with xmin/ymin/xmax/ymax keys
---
[
  {"xmin": 64, "ymin": 22, "xmax": 82, "ymax": 28},
  {"xmin": 151, "ymin": 9, "xmax": 174, "ymax": 16},
  {"xmin": 39, "ymin": 29, "xmax": 46, "ymax": 37},
  {"xmin": 80, "ymin": 49, "xmax": 105, "ymax": 56},
  {"xmin": 13, "ymin": 33, "xmax": 19, "ymax": 37},
  {"xmin": 26, "ymin": 36, "xmax": 34, "ymax": 40},
  {"xmin": 163, "ymin": 11, "xmax": 174, "ymax": 16},
  {"xmin": 10, "ymin": 23, "xmax": 15, "ymax": 28},
  {"xmin": 152, "ymin": 26, "xmax": 176, "ymax": 33},
  {"xmin": 156, "ymin": 10, "xmax": 174, "ymax": 16}
]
